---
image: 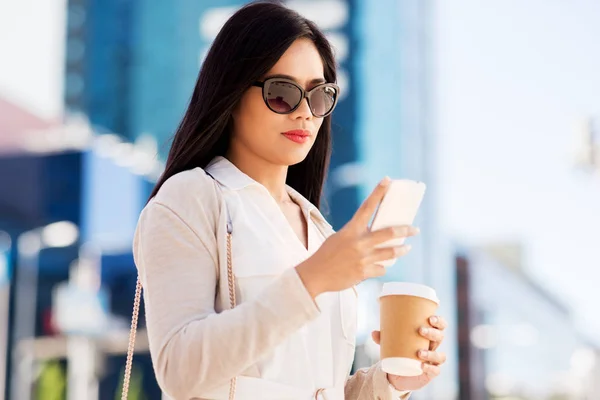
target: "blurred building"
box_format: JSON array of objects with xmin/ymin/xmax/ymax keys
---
[
  {"xmin": 63, "ymin": 0, "xmax": 135, "ymax": 138},
  {"xmin": 0, "ymin": 98, "xmax": 60, "ymax": 154},
  {"xmin": 61, "ymin": 0, "xmax": 441, "ymax": 258},
  {"xmin": 62, "ymin": 0, "xmax": 365, "ymax": 228},
  {"xmin": 455, "ymin": 245, "xmax": 599, "ymax": 400},
  {"xmin": 0, "ymin": 102, "xmax": 160, "ymax": 398},
  {"xmin": 351, "ymin": 1, "xmax": 458, "ymax": 399}
]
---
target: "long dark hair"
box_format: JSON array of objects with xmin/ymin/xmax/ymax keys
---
[{"xmin": 149, "ymin": 1, "xmax": 337, "ymax": 208}]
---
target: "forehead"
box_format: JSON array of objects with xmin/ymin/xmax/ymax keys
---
[{"xmin": 266, "ymin": 38, "xmax": 325, "ymax": 84}]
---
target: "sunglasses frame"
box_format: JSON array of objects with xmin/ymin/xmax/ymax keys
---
[{"xmin": 252, "ymin": 77, "xmax": 340, "ymax": 118}]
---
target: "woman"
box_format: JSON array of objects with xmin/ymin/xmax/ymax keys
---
[{"xmin": 132, "ymin": 2, "xmax": 447, "ymax": 399}]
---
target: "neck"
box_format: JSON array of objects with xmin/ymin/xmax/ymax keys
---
[{"xmin": 225, "ymin": 149, "xmax": 290, "ymax": 203}]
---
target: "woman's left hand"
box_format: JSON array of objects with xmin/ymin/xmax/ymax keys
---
[{"xmin": 371, "ymin": 315, "xmax": 448, "ymax": 391}]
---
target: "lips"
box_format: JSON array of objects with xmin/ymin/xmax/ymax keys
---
[
  {"xmin": 282, "ymin": 129, "xmax": 310, "ymax": 137},
  {"xmin": 281, "ymin": 129, "xmax": 311, "ymax": 144}
]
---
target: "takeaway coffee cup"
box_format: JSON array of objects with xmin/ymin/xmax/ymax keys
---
[{"xmin": 379, "ymin": 282, "xmax": 440, "ymax": 376}]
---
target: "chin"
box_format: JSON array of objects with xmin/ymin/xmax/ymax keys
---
[{"xmin": 272, "ymin": 149, "xmax": 311, "ymax": 167}]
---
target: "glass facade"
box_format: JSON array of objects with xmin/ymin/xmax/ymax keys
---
[{"xmin": 456, "ymin": 249, "xmax": 597, "ymax": 399}]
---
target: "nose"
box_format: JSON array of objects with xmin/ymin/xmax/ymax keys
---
[{"xmin": 290, "ymin": 96, "xmax": 313, "ymax": 121}]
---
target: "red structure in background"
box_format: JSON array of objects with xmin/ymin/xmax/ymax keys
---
[{"xmin": 0, "ymin": 97, "xmax": 60, "ymax": 154}]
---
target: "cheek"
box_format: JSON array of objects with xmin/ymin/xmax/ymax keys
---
[
  {"xmin": 238, "ymin": 93, "xmax": 275, "ymax": 126},
  {"xmin": 311, "ymin": 119, "xmax": 325, "ymax": 140},
  {"xmin": 234, "ymin": 93, "xmax": 284, "ymax": 141},
  {"xmin": 315, "ymin": 118, "xmax": 325, "ymax": 132}
]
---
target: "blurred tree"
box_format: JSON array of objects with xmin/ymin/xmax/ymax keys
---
[
  {"xmin": 35, "ymin": 360, "xmax": 66, "ymax": 400},
  {"xmin": 114, "ymin": 362, "xmax": 145, "ymax": 400}
]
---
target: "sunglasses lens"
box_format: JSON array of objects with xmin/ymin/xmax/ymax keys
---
[
  {"xmin": 310, "ymin": 85, "xmax": 337, "ymax": 117},
  {"xmin": 265, "ymin": 81, "xmax": 302, "ymax": 113}
]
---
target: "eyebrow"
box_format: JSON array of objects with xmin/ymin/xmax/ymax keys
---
[{"xmin": 264, "ymin": 74, "xmax": 327, "ymax": 85}]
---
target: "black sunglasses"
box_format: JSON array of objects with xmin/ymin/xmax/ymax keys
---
[{"xmin": 252, "ymin": 77, "xmax": 340, "ymax": 118}]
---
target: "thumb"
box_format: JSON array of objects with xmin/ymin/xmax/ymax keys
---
[{"xmin": 371, "ymin": 330, "xmax": 381, "ymax": 345}]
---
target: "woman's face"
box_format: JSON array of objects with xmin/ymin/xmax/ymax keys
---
[{"xmin": 231, "ymin": 38, "xmax": 327, "ymax": 167}]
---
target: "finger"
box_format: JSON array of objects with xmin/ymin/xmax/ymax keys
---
[
  {"xmin": 364, "ymin": 225, "xmax": 420, "ymax": 247},
  {"xmin": 422, "ymin": 363, "xmax": 441, "ymax": 378},
  {"xmin": 419, "ymin": 326, "xmax": 444, "ymax": 343},
  {"xmin": 366, "ymin": 245, "xmax": 412, "ymax": 264},
  {"xmin": 419, "ymin": 350, "xmax": 447, "ymax": 366},
  {"xmin": 360, "ymin": 265, "xmax": 386, "ymax": 282},
  {"xmin": 429, "ymin": 316, "xmax": 448, "ymax": 331},
  {"xmin": 371, "ymin": 330, "xmax": 380, "ymax": 345},
  {"xmin": 349, "ymin": 177, "xmax": 391, "ymax": 228}
]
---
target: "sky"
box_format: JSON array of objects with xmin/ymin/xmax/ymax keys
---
[
  {"xmin": 0, "ymin": 0, "xmax": 66, "ymax": 119},
  {"xmin": 435, "ymin": 0, "xmax": 600, "ymax": 338}
]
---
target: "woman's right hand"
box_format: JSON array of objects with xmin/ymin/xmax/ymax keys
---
[{"xmin": 296, "ymin": 177, "xmax": 420, "ymax": 298}]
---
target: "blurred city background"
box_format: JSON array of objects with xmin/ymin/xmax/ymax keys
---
[{"xmin": 1, "ymin": 0, "xmax": 599, "ymax": 399}]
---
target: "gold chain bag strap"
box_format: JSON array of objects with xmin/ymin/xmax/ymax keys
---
[{"xmin": 122, "ymin": 192, "xmax": 237, "ymax": 399}]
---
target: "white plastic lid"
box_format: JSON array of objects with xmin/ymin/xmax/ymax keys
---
[
  {"xmin": 381, "ymin": 357, "xmax": 423, "ymax": 377},
  {"xmin": 379, "ymin": 282, "xmax": 439, "ymax": 304}
]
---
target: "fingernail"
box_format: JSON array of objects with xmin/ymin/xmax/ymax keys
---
[
  {"xmin": 430, "ymin": 316, "xmax": 438, "ymax": 324},
  {"xmin": 406, "ymin": 244, "xmax": 412, "ymax": 251},
  {"xmin": 421, "ymin": 327, "xmax": 429, "ymax": 335},
  {"xmin": 413, "ymin": 227, "xmax": 421, "ymax": 234},
  {"xmin": 381, "ymin": 176, "xmax": 391, "ymax": 185},
  {"xmin": 420, "ymin": 350, "xmax": 428, "ymax": 358}
]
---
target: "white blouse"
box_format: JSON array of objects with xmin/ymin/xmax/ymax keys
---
[{"xmin": 133, "ymin": 156, "xmax": 411, "ymax": 399}]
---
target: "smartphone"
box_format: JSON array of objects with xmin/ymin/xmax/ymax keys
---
[{"xmin": 370, "ymin": 179, "xmax": 426, "ymax": 267}]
